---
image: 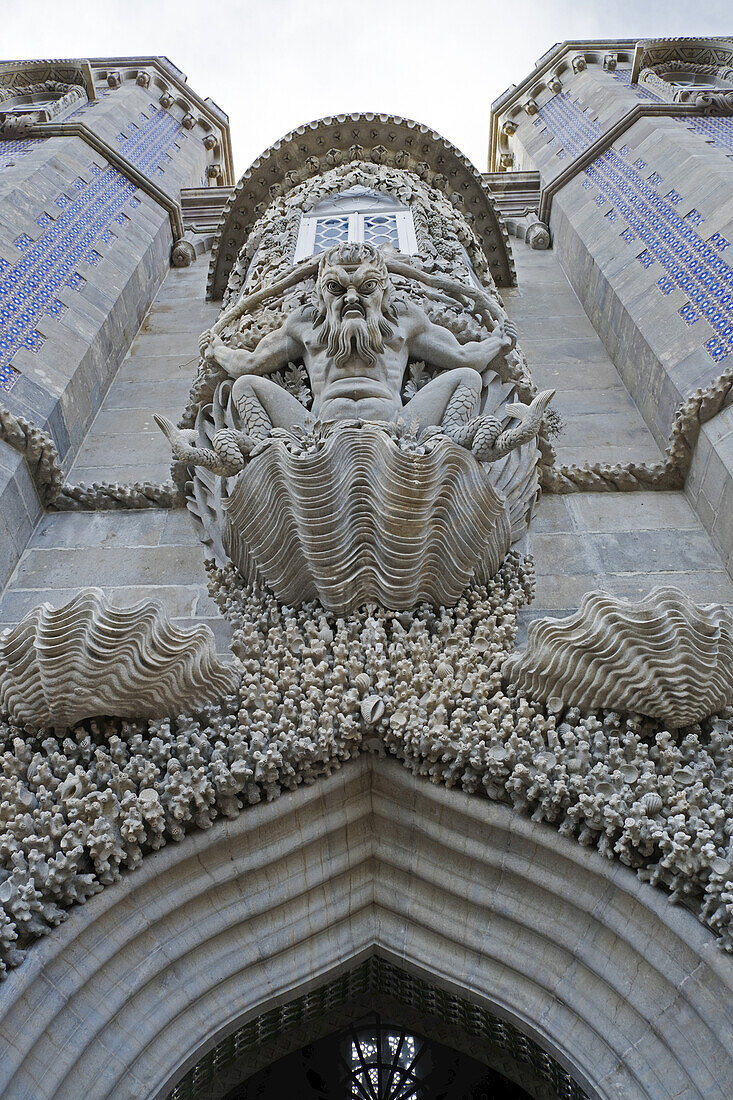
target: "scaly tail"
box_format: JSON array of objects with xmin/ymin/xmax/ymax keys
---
[
  {"xmin": 154, "ymin": 415, "xmax": 250, "ymax": 476},
  {"xmin": 482, "ymin": 388, "xmax": 555, "ymax": 462}
]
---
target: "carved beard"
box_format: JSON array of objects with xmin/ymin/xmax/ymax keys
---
[{"xmin": 320, "ymin": 300, "xmax": 394, "ymax": 368}]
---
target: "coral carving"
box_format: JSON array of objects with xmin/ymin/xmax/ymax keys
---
[
  {"xmin": 4, "ymin": 556, "xmax": 733, "ymax": 979},
  {"xmin": 502, "ymin": 586, "xmax": 733, "ymax": 727},
  {"xmin": 0, "ymin": 589, "xmax": 239, "ymax": 730},
  {"xmin": 222, "ymin": 422, "xmax": 511, "ymax": 612}
]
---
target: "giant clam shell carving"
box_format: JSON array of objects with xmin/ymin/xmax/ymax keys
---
[
  {"xmin": 184, "ymin": 373, "xmax": 541, "ymax": 578},
  {"xmin": 502, "ymin": 586, "xmax": 733, "ymax": 727},
  {"xmin": 223, "ymin": 423, "xmax": 512, "ymax": 613},
  {"xmin": 0, "ymin": 589, "xmax": 239, "ymax": 730}
]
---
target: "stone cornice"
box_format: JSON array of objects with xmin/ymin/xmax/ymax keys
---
[
  {"xmin": 88, "ymin": 56, "xmax": 234, "ymax": 185},
  {"xmin": 206, "ymin": 112, "xmax": 516, "ymax": 300},
  {"xmin": 181, "ymin": 185, "xmax": 233, "ymax": 233},
  {"xmin": 1, "ymin": 120, "xmax": 184, "ymax": 239},
  {"xmin": 536, "ymin": 99, "xmax": 733, "ymax": 224},
  {"xmin": 483, "ymin": 171, "xmax": 541, "ymax": 218},
  {"xmin": 488, "ymin": 39, "xmax": 637, "ymax": 171}
]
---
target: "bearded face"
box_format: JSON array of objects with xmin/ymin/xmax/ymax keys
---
[{"xmin": 314, "ymin": 243, "xmax": 397, "ymax": 368}]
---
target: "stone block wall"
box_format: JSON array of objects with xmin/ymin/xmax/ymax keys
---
[
  {"xmin": 0, "ymin": 61, "xmax": 226, "ymax": 589},
  {"xmin": 496, "ymin": 56, "xmax": 733, "ymax": 575}
]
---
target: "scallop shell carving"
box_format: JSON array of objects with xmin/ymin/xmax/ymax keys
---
[
  {"xmin": 0, "ymin": 589, "xmax": 239, "ymax": 730},
  {"xmin": 502, "ymin": 586, "xmax": 733, "ymax": 727},
  {"xmin": 223, "ymin": 423, "xmax": 511, "ymax": 613}
]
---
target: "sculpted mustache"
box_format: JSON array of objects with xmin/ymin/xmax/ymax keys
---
[{"xmin": 321, "ymin": 312, "xmax": 395, "ymax": 368}]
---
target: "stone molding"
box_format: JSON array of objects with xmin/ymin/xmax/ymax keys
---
[
  {"xmin": 206, "ymin": 112, "xmax": 516, "ymax": 300},
  {"xmin": 87, "ymin": 56, "xmax": 234, "ymax": 184},
  {"xmin": 0, "ymin": 757, "xmax": 730, "ymax": 1099},
  {"xmin": 483, "ymin": 170, "xmax": 541, "ymax": 218},
  {"xmin": 536, "ymin": 100, "xmax": 733, "ymax": 224},
  {"xmin": 0, "ymin": 405, "xmax": 182, "ymax": 511},
  {"xmin": 0, "ymin": 119, "xmax": 185, "ymax": 240},
  {"xmin": 181, "ymin": 185, "xmax": 234, "ymax": 233},
  {"xmin": 488, "ymin": 39, "xmax": 638, "ymax": 171}
]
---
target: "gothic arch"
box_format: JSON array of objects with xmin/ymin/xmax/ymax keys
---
[{"xmin": 0, "ymin": 757, "xmax": 731, "ymax": 1099}]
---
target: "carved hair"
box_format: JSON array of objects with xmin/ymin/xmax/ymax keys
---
[{"xmin": 312, "ymin": 243, "xmax": 399, "ymax": 366}]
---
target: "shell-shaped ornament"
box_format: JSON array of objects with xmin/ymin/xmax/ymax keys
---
[
  {"xmin": 0, "ymin": 589, "xmax": 239, "ymax": 730},
  {"xmin": 223, "ymin": 422, "xmax": 512, "ymax": 614},
  {"xmin": 502, "ymin": 586, "xmax": 733, "ymax": 727}
]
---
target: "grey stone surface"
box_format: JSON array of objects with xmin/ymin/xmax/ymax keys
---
[
  {"xmin": 517, "ymin": 488, "xmax": 733, "ymax": 641},
  {"xmin": 68, "ymin": 261, "xmax": 215, "ymax": 485},
  {"xmin": 504, "ymin": 246, "xmax": 665, "ymax": 469},
  {"xmin": 0, "ymin": 759, "xmax": 731, "ymax": 1100}
]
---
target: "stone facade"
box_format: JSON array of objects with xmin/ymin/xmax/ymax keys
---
[{"xmin": 1, "ymin": 43, "xmax": 733, "ymax": 1099}]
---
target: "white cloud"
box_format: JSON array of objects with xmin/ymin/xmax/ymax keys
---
[{"xmin": 3, "ymin": 0, "xmax": 730, "ymax": 174}]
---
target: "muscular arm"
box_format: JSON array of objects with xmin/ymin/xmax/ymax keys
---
[
  {"xmin": 206, "ymin": 318, "xmax": 304, "ymax": 379},
  {"xmin": 407, "ymin": 305, "xmax": 517, "ymax": 374}
]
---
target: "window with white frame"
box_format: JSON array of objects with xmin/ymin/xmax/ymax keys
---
[{"xmin": 294, "ymin": 186, "xmax": 417, "ymax": 261}]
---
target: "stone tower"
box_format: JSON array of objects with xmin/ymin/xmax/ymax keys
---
[{"xmin": 0, "ymin": 43, "xmax": 732, "ymax": 1099}]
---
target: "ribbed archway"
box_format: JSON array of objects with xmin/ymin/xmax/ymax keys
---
[{"xmin": 0, "ymin": 756, "xmax": 731, "ymax": 1099}]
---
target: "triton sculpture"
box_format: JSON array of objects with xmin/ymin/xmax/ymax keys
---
[{"xmin": 157, "ymin": 243, "xmax": 552, "ymax": 609}]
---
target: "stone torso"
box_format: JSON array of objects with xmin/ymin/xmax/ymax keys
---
[{"xmin": 292, "ymin": 310, "xmax": 411, "ymax": 421}]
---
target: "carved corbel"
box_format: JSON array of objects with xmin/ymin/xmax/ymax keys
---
[
  {"xmin": 206, "ymin": 163, "xmax": 222, "ymax": 180},
  {"xmin": 548, "ymin": 75, "xmax": 563, "ymax": 93},
  {"xmin": 523, "ymin": 99, "xmax": 539, "ymax": 116},
  {"xmin": 181, "ymin": 112, "xmax": 196, "ymax": 129},
  {"xmin": 0, "ymin": 112, "xmax": 37, "ymax": 138},
  {"xmin": 603, "ymin": 54, "xmax": 617, "ymax": 71},
  {"xmin": 203, "ymin": 133, "xmax": 218, "ymax": 150},
  {"xmin": 501, "ymin": 119, "xmax": 517, "ymax": 136},
  {"xmin": 499, "ymin": 153, "xmax": 514, "ymax": 170},
  {"xmin": 171, "ymin": 237, "xmax": 197, "ymax": 268},
  {"xmin": 572, "ymin": 55, "xmax": 587, "ymax": 74},
  {"xmin": 525, "ymin": 214, "xmax": 551, "ymax": 249},
  {"xmin": 136, "ymin": 71, "xmax": 151, "ymax": 88},
  {"xmin": 160, "ymin": 91, "xmax": 174, "ymax": 108},
  {"xmin": 106, "ymin": 70, "xmax": 121, "ymax": 89},
  {"xmin": 681, "ymin": 90, "xmax": 733, "ymax": 113}
]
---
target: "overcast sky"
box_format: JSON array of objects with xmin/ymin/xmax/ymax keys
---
[{"xmin": 4, "ymin": 1, "xmax": 732, "ymax": 175}]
